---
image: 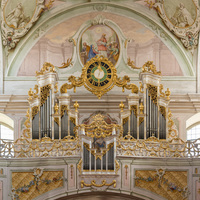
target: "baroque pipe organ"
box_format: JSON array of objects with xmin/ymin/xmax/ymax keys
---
[{"xmin": 23, "ymin": 56, "xmax": 176, "ymax": 173}]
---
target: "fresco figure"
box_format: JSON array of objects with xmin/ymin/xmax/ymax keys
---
[
  {"xmin": 171, "ymin": 3, "xmax": 194, "ymax": 27},
  {"xmin": 81, "ymin": 42, "xmax": 90, "ymax": 64},
  {"xmin": 108, "ymin": 43, "xmax": 119, "ymax": 63},
  {"xmin": 97, "ymin": 33, "xmax": 107, "ymax": 58},
  {"xmin": 87, "ymin": 45, "xmax": 98, "ymax": 62}
]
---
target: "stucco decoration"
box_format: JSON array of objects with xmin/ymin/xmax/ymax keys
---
[
  {"xmin": 148, "ymin": 0, "xmax": 200, "ymax": 51},
  {"xmin": 1, "ymin": 0, "xmax": 45, "ymax": 50}
]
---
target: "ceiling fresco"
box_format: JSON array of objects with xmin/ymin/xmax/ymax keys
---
[{"xmin": 18, "ymin": 12, "xmax": 183, "ymax": 77}]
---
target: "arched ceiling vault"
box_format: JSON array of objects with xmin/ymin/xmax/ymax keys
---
[{"xmin": 6, "ymin": 2, "xmax": 194, "ymax": 77}]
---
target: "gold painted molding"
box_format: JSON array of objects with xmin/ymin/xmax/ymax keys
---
[{"xmin": 81, "ymin": 179, "xmax": 116, "ymax": 188}]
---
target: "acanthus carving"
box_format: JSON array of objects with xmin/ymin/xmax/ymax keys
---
[
  {"xmin": 147, "ymin": 84, "xmax": 158, "ymax": 104},
  {"xmin": 40, "ymin": 84, "xmax": 51, "ymax": 106}
]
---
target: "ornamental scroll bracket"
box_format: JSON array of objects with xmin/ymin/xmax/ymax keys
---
[{"xmin": 60, "ymin": 56, "xmax": 138, "ymax": 99}]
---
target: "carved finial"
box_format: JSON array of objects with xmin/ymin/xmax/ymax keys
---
[
  {"xmin": 74, "ymin": 101, "xmax": 79, "ymax": 112},
  {"xmin": 165, "ymin": 88, "xmax": 171, "ymax": 100},
  {"xmin": 119, "ymin": 101, "xmax": 125, "ymax": 112},
  {"xmin": 139, "ymin": 102, "xmax": 144, "ymax": 114}
]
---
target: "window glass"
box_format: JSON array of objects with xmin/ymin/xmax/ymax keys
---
[
  {"xmin": 187, "ymin": 124, "xmax": 200, "ymax": 141},
  {"xmin": 0, "ymin": 124, "xmax": 14, "ymax": 141}
]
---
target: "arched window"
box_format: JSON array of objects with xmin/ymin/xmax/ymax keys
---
[
  {"xmin": 187, "ymin": 124, "xmax": 200, "ymax": 141},
  {"xmin": 186, "ymin": 113, "xmax": 200, "ymax": 141},
  {"xmin": 0, "ymin": 113, "xmax": 14, "ymax": 142}
]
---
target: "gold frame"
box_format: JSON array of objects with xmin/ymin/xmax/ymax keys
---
[{"xmin": 60, "ymin": 55, "xmax": 138, "ymax": 99}]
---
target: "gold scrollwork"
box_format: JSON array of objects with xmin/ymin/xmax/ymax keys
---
[
  {"xmin": 123, "ymin": 117, "xmax": 129, "ymax": 125},
  {"xmin": 40, "ymin": 84, "xmax": 51, "ymax": 106},
  {"xmin": 131, "ymin": 105, "xmax": 137, "ymax": 117},
  {"xmin": 147, "ymin": 84, "xmax": 158, "ymax": 104},
  {"xmin": 159, "ymin": 106, "xmax": 166, "ymax": 119},
  {"xmin": 32, "ymin": 106, "xmax": 39, "ymax": 120},
  {"xmin": 159, "ymin": 84, "xmax": 165, "ymax": 97},
  {"xmin": 58, "ymin": 58, "xmax": 73, "ymax": 69},
  {"xmin": 139, "ymin": 117, "xmax": 144, "ymax": 125},
  {"xmin": 60, "ymin": 105, "xmax": 68, "ymax": 118},
  {"xmin": 24, "ymin": 109, "xmax": 31, "ymax": 129},
  {"xmin": 54, "ymin": 117, "xmax": 59, "ymax": 126},
  {"xmin": 36, "ymin": 62, "xmax": 56, "ymax": 76},
  {"xmin": 60, "ymin": 56, "xmax": 138, "ymax": 99},
  {"xmin": 70, "ymin": 117, "xmax": 76, "ymax": 125},
  {"xmin": 75, "ymin": 114, "xmax": 123, "ymax": 138},
  {"xmin": 127, "ymin": 57, "xmax": 141, "ymax": 69},
  {"xmin": 139, "ymin": 82, "xmax": 144, "ymax": 93},
  {"xmin": 142, "ymin": 61, "xmax": 161, "ymax": 75},
  {"xmin": 81, "ymin": 179, "xmax": 116, "ymax": 188},
  {"xmin": 168, "ymin": 109, "xmax": 178, "ymax": 138}
]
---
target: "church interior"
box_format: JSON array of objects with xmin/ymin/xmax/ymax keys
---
[{"xmin": 0, "ymin": 0, "xmax": 200, "ymax": 199}]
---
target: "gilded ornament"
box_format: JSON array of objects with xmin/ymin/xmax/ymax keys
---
[
  {"xmin": 127, "ymin": 57, "xmax": 141, "ymax": 69},
  {"xmin": 54, "ymin": 83, "xmax": 58, "ymax": 93},
  {"xmin": 119, "ymin": 101, "xmax": 125, "ymax": 112},
  {"xmin": 70, "ymin": 117, "xmax": 76, "ymax": 125},
  {"xmin": 36, "ymin": 62, "xmax": 56, "ymax": 76},
  {"xmin": 75, "ymin": 114, "xmax": 123, "ymax": 138},
  {"xmin": 58, "ymin": 58, "xmax": 73, "ymax": 69},
  {"xmin": 54, "ymin": 103, "xmax": 59, "ymax": 114},
  {"xmin": 60, "ymin": 105, "xmax": 68, "ymax": 118},
  {"xmin": 32, "ymin": 106, "xmax": 39, "ymax": 119},
  {"xmin": 77, "ymin": 159, "xmax": 82, "ymax": 174},
  {"xmin": 45, "ymin": 0, "xmax": 54, "ymax": 10},
  {"xmin": 139, "ymin": 82, "xmax": 144, "ymax": 93},
  {"xmin": 131, "ymin": 105, "xmax": 138, "ymax": 117},
  {"xmin": 147, "ymin": 84, "xmax": 158, "ymax": 104},
  {"xmin": 139, "ymin": 103, "xmax": 144, "ymax": 114},
  {"xmin": 145, "ymin": 0, "xmax": 155, "ymax": 9},
  {"xmin": 159, "ymin": 84, "xmax": 165, "ymax": 97},
  {"xmin": 81, "ymin": 179, "xmax": 116, "ymax": 188},
  {"xmin": 74, "ymin": 101, "xmax": 79, "ymax": 112},
  {"xmin": 54, "ymin": 117, "xmax": 59, "ymax": 126},
  {"xmin": 159, "ymin": 106, "xmax": 166, "ymax": 119},
  {"xmin": 40, "ymin": 84, "xmax": 51, "ymax": 106},
  {"xmin": 168, "ymin": 109, "xmax": 178, "ymax": 138},
  {"xmin": 115, "ymin": 160, "xmax": 120, "ymax": 174},
  {"xmin": 165, "ymin": 88, "xmax": 171, "ymax": 100},
  {"xmin": 142, "ymin": 61, "xmax": 161, "ymax": 75},
  {"xmin": 139, "ymin": 117, "xmax": 144, "ymax": 125},
  {"xmin": 60, "ymin": 56, "xmax": 138, "ymax": 99},
  {"xmin": 123, "ymin": 117, "xmax": 128, "ymax": 125}
]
